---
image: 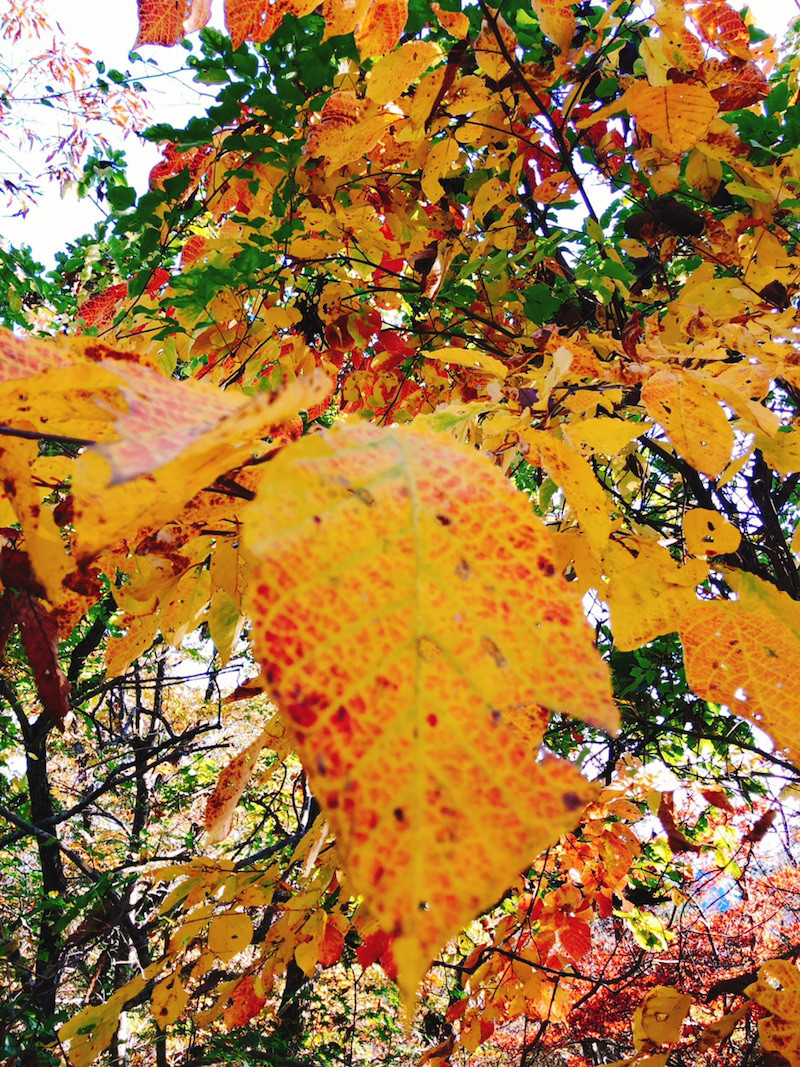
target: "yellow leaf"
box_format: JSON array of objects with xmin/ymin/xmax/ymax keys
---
[
  {"xmin": 295, "ymin": 909, "xmax": 327, "ymax": 977},
  {"xmin": 583, "ymin": 82, "xmax": 718, "ymax": 154},
  {"xmin": 523, "ymin": 430, "xmax": 613, "ymax": 557},
  {"xmin": 747, "ymin": 960, "xmax": 800, "ymax": 1064},
  {"xmin": 423, "ymin": 346, "xmax": 507, "ymax": 378},
  {"xmin": 431, "ymin": 2, "xmax": 468, "ymax": 37},
  {"xmin": 208, "ymin": 912, "xmax": 254, "ymax": 962},
  {"xmin": 208, "ymin": 589, "xmax": 245, "ymax": 666},
  {"xmin": 641, "ymin": 370, "xmax": 733, "ymax": 479},
  {"xmin": 683, "ymin": 508, "xmax": 741, "ymax": 557},
  {"xmin": 105, "ymin": 614, "xmax": 160, "ymax": 677},
  {"xmin": 365, "ymin": 41, "xmax": 441, "ymax": 105},
  {"xmin": 59, "ymin": 973, "xmax": 148, "ymax": 1067},
  {"xmin": 565, "ymin": 417, "xmax": 649, "ymax": 457},
  {"xmin": 698, "ymin": 1005, "xmax": 749, "ymax": 1051},
  {"xmin": 633, "ymin": 985, "xmax": 692, "ymax": 1049},
  {"xmin": 0, "ymin": 438, "xmax": 69, "ymax": 603},
  {"xmin": 151, "ymin": 972, "xmax": 190, "ymax": 1030},
  {"xmin": 532, "ymin": 0, "xmax": 575, "ymax": 54},
  {"xmin": 686, "ymin": 148, "xmax": 723, "ymax": 200},
  {"xmin": 682, "ymin": 576, "xmax": 800, "ymax": 759},
  {"xmin": 243, "ymin": 422, "xmax": 616, "ymax": 1002},
  {"xmin": 475, "ymin": 13, "xmax": 518, "ymax": 82},
  {"xmin": 72, "ymin": 372, "xmax": 328, "ymax": 560},
  {"xmin": 421, "ymin": 136, "xmax": 461, "ymax": 203},
  {"xmin": 210, "ymin": 533, "xmax": 245, "ymax": 604},
  {"xmin": 681, "ymin": 574, "xmax": 800, "ymax": 763},
  {"xmin": 604, "ymin": 538, "xmax": 707, "ymax": 651}
]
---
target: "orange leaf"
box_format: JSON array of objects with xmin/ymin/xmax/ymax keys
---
[
  {"xmin": 681, "ymin": 573, "xmax": 800, "ymax": 763},
  {"xmin": 558, "ymin": 920, "xmax": 592, "ymax": 962},
  {"xmin": 243, "ymin": 423, "xmax": 616, "ymax": 1001},
  {"xmin": 225, "ymin": 0, "xmax": 283, "ymax": 48},
  {"xmin": 204, "ymin": 729, "xmax": 272, "ymax": 844},
  {"xmin": 319, "ymin": 914, "xmax": 348, "ymax": 967},
  {"xmin": 657, "ymin": 792, "xmax": 700, "ymax": 855},
  {"xmin": 223, "ymin": 975, "xmax": 268, "ymax": 1029},
  {"xmin": 692, "ymin": 0, "xmax": 752, "ymax": 60},
  {"xmin": 587, "ymin": 82, "xmax": 718, "ymax": 155},
  {"xmin": 135, "ymin": 0, "xmax": 190, "ymax": 45},
  {"xmin": 355, "ymin": 0, "xmax": 408, "ymax": 58}
]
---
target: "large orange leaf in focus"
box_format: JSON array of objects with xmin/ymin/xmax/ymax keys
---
[
  {"xmin": 681, "ymin": 574, "xmax": 800, "ymax": 765},
  {"xmin": 243, "ymin": 423, "xmax": 617, "ymax": 1001}
]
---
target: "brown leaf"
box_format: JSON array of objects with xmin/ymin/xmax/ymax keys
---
[{"xmin": 658, "ymin": 793, "xmax": 701, "ymax": 854}]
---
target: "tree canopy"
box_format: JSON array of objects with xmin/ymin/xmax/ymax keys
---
[{"xmin": 3, "ymin": 0, "xmax": 800, "ymax": 1065}]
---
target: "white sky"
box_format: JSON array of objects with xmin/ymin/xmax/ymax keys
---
[{"xmin": 2, "ymin": 0, "xmax": 799, "ymax": 266}]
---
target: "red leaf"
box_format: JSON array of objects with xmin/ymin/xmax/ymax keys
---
[
  {"xmin": 356, "ymin": 929, "xmax": 391, "ymax": 970},
  {"xmin": 16, "ymin": 593, "xmax": 70, "ymax": 729},
  {"xmin": 222, "ymin": 974, "xmax": 267, "ymax": 1029},
  {"xmin": 319, "ymin": 919, "xmax": 346, "ymax": 968},
  {"xmin": 558, "ymin": 920, "xmax": 592, "ymax": 963}
]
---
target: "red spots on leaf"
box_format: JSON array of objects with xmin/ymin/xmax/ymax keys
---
[
  {"xmin": 287, "ymin": 691, "xmax": 326, "ymax": 729},
  {"xmin": 537, "ymin": 555, "xmax": 556, "ymax": 577}
]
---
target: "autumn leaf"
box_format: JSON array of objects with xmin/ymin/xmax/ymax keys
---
[
  {"xmin": 355, "ymin": 0, "xmax": 408, "ymax": 58},
  {"xmin": 208, "ymin": 911, "xmax": 254, "ymax": 962},
  {"xmin": 523, "ymin": 430, "xmax": 613, "ymax": 558},
  {"xmin": 223, "ymin": 974, "xmax": 268, "ymax": 1029},
  {"xmin": 365, "ymin": 41, "xmax": 442, "ymax": 106},
  {"xmin": 532, "ymin": 0, "xmax": 575, "ymax": 54},
  {"xmin": 584, "ymin": 82, "xmax": 718, "ymax": 154},
  {"xmin": 681, "ymin": 573, "xmax": 800, "ymax": 763},
  {"xmin": 151, "ymin": 972, "xmax": 190, "ymax": 1029},
  {"xmin": 243, "ymin": 422, "xmax": 616, "ymax": 1001},
  {"xmin": 205, "ymin": 728, "xmax": 272, "ymax": 844},
  {"xmin": 746, "ymin": 961, "xmax": 800, "ymax": 1064},
  {"xmin": 72, "ymin": 371, "xmax": 329, "ymax": 559},
  {"xmin": 15, "ymin": 591, "xmax": 71, "ymax": 728},
  {"xmin": 135, "ymin": 0, "xmax": 191, "ymax": 46},
  {"xmin": 683, "ymin": 508, "xmax": 741, "ymax": 557},
  {"xmin": 641, "ymin": 370, "xmax": 733, "ymax": 479},
  {"xmin": 633, "ymin": 985, "xmax": 692, "ymax": 1049}
]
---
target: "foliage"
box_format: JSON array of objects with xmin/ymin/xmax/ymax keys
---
[
  {"xmin": 3, "ymin": 0, "xmax": 800, "ymax": 1065},
  {"xmin": 0, "ymin": 0, "xmax": 149, "ymax": 214}
]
